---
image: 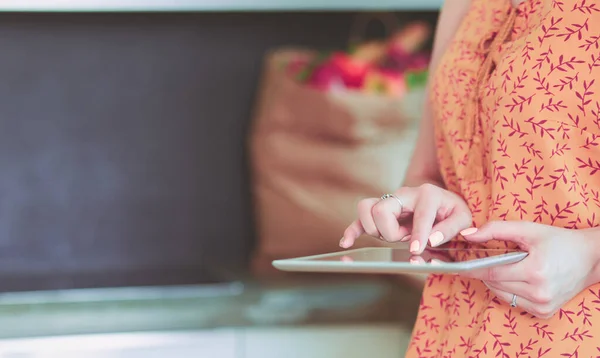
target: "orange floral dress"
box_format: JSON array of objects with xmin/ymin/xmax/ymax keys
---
[{"xmin": 406, "ymin": 0, "xmax": 600, "ymax": 357}]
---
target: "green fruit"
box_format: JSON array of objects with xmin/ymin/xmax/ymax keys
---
[{"xmin": 406, "ymin": 70, "xmax": 429, "ymax": 90}]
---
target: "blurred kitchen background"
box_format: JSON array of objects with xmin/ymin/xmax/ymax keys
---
[{"xmin": 0, "ymin": 1, "xmax": 440, "ymax": 357}]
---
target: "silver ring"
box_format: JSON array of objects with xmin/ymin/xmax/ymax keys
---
[
  {"xmin": 510, "ymin": 294, "xmax": 518, "ymax": 308},
  {"xmin": 380, "ymin": 193, "xmax": 404, "ymax": 213}
]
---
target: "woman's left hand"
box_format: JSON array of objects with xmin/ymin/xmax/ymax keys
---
[{"xmin": 460, "ymin": 221, "xmax": 600, "ymax": 319}]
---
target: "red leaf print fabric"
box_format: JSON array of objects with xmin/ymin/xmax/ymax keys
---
[{"xmin": 406, "ymin": 0, "xmax": 600, "ymax": 357}]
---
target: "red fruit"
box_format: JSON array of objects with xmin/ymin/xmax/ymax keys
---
[
  {"xmin": 307, "ymin": 62, "xmax": 345, "ymax": 91},
  {"xmin": 328, "ymin": 52, "xmax": 371, "ymax": 88}
]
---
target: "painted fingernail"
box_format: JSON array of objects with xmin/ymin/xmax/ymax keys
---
[
  {"xmin": 339, "ymin": 237, "xmax": 348, "ymax": 248},
  {"xmin": 410, "ymin": 240, "xmax": 420, "ymax": 253},
  {"xmin": 460, "ymin": 227, "xmax": 478, "ymax": 236},
  {"xmin": 428, "ymin": 231, "xmax": 444, "ymax": 247},
  {"xmin": 400, "ymin": 235, "xmax": 412, "ymax": 242}
]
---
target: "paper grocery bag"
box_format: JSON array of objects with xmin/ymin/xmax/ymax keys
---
[{"xmin": 248, "ymin": 48, "xmax": 422, "ymax": 275}]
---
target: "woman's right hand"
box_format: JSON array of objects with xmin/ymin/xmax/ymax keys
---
[{"xmin": 340, "ymin": 184, "xmax": 473, "ymax": 255}]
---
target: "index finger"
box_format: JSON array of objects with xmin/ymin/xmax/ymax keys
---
[
  {"xmin": 409, "ymin": 190, "xmax": 440, "ymax": 254},
  {"xmin": 340, "ymin": 219, "xmax": 364, "ymax": 248}
]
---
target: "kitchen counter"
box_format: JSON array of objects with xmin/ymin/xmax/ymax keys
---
[
  {"xmin": 0, "ymin": 275, "xmax": 422, "ymax": 340},
  {"xmin": 0, "ymin": 0, "xmax": 443, "ymax": 12}
]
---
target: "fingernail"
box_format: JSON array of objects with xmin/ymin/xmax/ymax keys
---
[
  {"xmin": 410, "ymin": 240, "xmax": 420, "ymax": 253},
  {"xmin": 428, "ymin": 231, "xmax": 444, "ymax": 247},
  {"xmin": 339, "ymin": 237, "xmax": 348, "ymax": 248},
  {"xmin": 430, "ymin": 259, "xmax": 443, "ymax": 266},
  {"xmin": 409, "ymin": 257, "xmax": 420, "ymax": 264},
  {"xmin": 401, "ymin": 235, "xmax": 412, "ymax": 242},
  {"xmin": 460, "ymin": 227, "xmax": 478, "ymax": 236}
]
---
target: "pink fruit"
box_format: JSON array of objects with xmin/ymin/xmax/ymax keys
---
[
  {"xmin": 308, "ymin": 62, "xmax": 345, "ymax": 91},
  {"xmin": 328, "ymin": 52, "xmax": 371, "ymax": 88}
]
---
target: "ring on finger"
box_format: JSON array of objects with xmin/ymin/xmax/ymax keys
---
[
  {"xmin": 380, "ymin": 193, "xmax": 404, "ymax": 214},
  {"xmin": 510, "ymin": 294, "xmax": 518, "ymax": 308}
]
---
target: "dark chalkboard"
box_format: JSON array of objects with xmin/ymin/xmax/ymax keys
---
[{"xmin": 0, "ymin": 11, "xmax": 437, "ymax": 292}]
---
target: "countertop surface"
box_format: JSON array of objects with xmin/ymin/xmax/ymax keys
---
[{"xmin": 0, "ymin": 275, "xmax": 422, "ymax": 339}]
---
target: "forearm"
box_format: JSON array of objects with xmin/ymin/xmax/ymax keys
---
[
  {"xmin": 401, "ymin": 126, "xmax": 446, "ymax": 189},
  {"xmin": 401, "ymin": 81, "xmax": 446, "ymax": 189},
  {"xmin": 400, "ymin": 1, "xmax": 471, "ymax": 190}
]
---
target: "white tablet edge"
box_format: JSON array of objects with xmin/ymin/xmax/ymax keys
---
[{"xmin": 272, "ymin": 247, "xmax": 528, "ymax": 274}]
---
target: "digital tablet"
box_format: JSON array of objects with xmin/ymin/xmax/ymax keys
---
[{"xmin": 272, "ymin": 244, "xmax": 528, "ymax": 275}]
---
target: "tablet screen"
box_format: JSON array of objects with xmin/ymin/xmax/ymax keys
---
[{"xmin": 311, "ymin": 246, "xmax": 520, "ymax": 264}]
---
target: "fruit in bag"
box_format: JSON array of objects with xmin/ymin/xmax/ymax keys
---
[
  {"xmin": 308, "ymin": 62, "xmax": 345, "ymax": 91},
  {"xmin": 363, "ymin": 68, "xmax": 406, "ymax": 96},
  {"xmin": 281, "ymin": 20, "xmax": 433, "ymax": 94},
  {"xmin": 328, "ymin": 52, "xmax": 371, "ymax": 88}
]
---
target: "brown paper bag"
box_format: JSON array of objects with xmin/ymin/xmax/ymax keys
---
[{"xmin": 249, "ymin": 48, "xmax": 423, "ymax": 275}]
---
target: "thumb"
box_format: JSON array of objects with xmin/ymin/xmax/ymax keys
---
[{"xmin": 461, "ymin": 221, "xmax": 540, "ymax": 247}]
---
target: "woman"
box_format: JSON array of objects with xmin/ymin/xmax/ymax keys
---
[{"xmin": 341, "ymin": 0, "xmax": 600, "ymax": 356}]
